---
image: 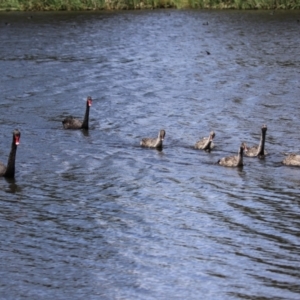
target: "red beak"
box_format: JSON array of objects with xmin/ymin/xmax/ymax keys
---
[{"xmin": 15, "ymin": 136, "xmax": 20, "ymax": 145}]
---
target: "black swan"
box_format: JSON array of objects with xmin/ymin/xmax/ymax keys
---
[
  {"xmin": 140, "ymin": 129, "xmax": 166, "ymax": 149},
  {"xmin": 245, "ymin": 124, "xmax": 267, "ymax": 157},
  {"xmin": 0, "ymin": 129, "xmax": 21, "ymax": 178},
  {"xmin": 218, "ymin": 142, "xmax": 247, "ymax": 167},
  {"xmin": 62, "ymin": 96, "xmax": 92, "ymax": 130},
  {"xmin": 194, "ymin": 131, "xmax": 215, "ymax": 151}
]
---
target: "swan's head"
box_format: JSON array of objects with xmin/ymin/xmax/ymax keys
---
[
  {"xmin": 13, "ymin": 129, "xmax": 21, "ymax": 146},
  {"xmin": 241, "ymin": 142, "xmax": 248, "ymax": 153},
  {"xmin": 261, "ymin": 124, "xmax": 267, "ymax": 132},
  {"xmin": 159, "ymin": 129, "xmax": 166, "ymax": 141},
  {"xmin": 209, "ymin": 131, "xmax": 215, "ymax": 141},
  {"xmin": 87, "ymin": 96, "xmax": 92, "ymax": 107}
]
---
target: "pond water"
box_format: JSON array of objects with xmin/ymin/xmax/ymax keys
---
[{"xmin": 0, "ymin": 9, "xmax": 300, "ymax": 300}]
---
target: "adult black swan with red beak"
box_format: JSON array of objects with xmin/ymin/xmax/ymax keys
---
[
  {"xmin": 62, "ymin": 96, "xmax": 92, "ymax": 130},
  {"xmin": 0, "ymin": 129, "xmax": 21, "ymax": 178}
]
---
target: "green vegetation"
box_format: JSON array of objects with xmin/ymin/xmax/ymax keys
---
[{"xmin": 0, "ymin": 0, "xmax": 300, "ymax": 10}]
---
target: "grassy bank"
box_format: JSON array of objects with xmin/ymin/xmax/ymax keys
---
[{"xmin": 1, "ymin": 0, "xmax": 300, "ymax": 10}]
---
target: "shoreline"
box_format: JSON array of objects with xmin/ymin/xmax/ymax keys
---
[{"xmin": 1, "ymin": 0, "xmax": 300, "ymax": 11}]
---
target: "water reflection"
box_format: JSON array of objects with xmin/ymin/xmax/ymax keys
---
[{"xmin": 3, "ymin": 178, "xmax": 21, "ymax": 194}]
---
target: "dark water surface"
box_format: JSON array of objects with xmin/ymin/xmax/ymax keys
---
[{"xmin": 0, "ymin": 9, "xmax": 300, "ymax": 300}]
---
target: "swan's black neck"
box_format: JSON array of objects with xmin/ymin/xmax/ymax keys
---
[
  {"xmin": 81, "ymin": 102, "xmax": 90, "ymax": 130},
  {"xmin": 237, "ymin": 147, "xmax": 244, "ymax": 166},
  {"xmin": 203, "ymin": 139, "xmax": 212, "ymax": 151},
  {"xmin": 257, "ymin": 129, "xmax": 266, "ymax": 156},
  {"xmin": 4, "ymin": 138, "xmax": 18, "ymax": 178},
  {"xmin": 154, "ymin": 138, "xmax": 163, "ymax": 149}
]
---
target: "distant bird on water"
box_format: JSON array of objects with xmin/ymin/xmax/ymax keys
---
[
  {"xmin": 194, "ymin": 131, "xmax": 215, "ymax": 151},
  {"xmin": 62, "ymin": 96, "xmax": 92, "ymax": 130},
  {"xmin": 282, "ymin": 153, "xmax": 300, "ymax": 167},
  {"xmin": 218, "ymin": 143, "xmax": 247, "ymax": 167},
  {"xmin": 140, "ymin": 129, "xmax": 166, "ymax": 150},
  {"xmin": 244, "ymin": 125, "xmax": 267, "ymax": 158},
  {"xmin": 0, "ymin": 129, "xmax": 21, "ymax": 178}
]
